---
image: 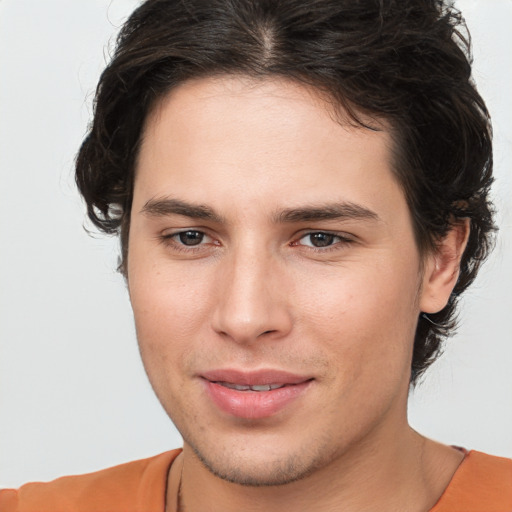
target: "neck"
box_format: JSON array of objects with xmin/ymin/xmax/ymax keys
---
[{"xmin": 168, "ymin": 425, "xmax": 464, "ymax": 512}]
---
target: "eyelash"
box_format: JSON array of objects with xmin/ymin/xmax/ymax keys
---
[
  {"xmin": 158, "ymin": 230, "xmax": 354, "ymax": 254},
  {"xmin": 292, "ymin": 231, "xmax": 354, "ymax": 252},
  {"xmin": 159, "ymin": 230, "xmax": 217, "ymax": 254}
]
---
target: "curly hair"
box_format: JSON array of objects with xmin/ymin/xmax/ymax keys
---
[{"xmin": 75, "ymin": 0, "xmax": 495, "ymax": 384}]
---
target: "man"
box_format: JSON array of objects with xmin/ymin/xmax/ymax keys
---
[{"xmin": 1, "ymin": 0, "xmax": 511, "ymax": 511}]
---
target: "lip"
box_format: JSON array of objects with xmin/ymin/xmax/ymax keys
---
[
  {"xmin": 201, "ymin": 369, "xmax": 313, "ymax": 419},
  {"xmin": 201, "ymin": 369, "xmax": 311, "ymax": 386}
]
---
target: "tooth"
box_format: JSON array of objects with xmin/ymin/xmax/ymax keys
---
[
  {"xmin": 221, "ymin": 382, "xmax": 251, "ymax": 391},
  {"xmin": 251, "ymin": 384, "xmax": 271, "ymax": 391},
  {"xmin": 217, "ymin": 382, "xmax": 287, "ymax": 392}
]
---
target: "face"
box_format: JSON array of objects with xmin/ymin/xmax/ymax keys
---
[{"xmin": 128, "ymin": 76, "xmax": 429, "ymax": 485}]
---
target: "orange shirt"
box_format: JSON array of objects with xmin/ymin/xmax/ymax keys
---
[{"xmin": 1, "ymin": 449, "xmax": 511, "ymax": 511}]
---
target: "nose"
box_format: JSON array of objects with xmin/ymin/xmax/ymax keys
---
[{"xmin": 211, "ymin": 247, "xmax": 293, "ymax": 344}]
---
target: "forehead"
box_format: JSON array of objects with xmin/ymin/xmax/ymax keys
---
[{"xmin": 134, "ymin": 75, "xmax": 405, "ymax": 224}]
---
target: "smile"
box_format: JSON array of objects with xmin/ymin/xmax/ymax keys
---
[
  {"xmin": 215, "ymin": 382, "xmax": 288, "ymax": 392},
  {"xmin": 201, "ymin": 369, "xmax": 313, "ymax": 419}
]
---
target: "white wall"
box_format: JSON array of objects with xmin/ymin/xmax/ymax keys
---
[{"xmin": 0, "ymin": 0, "xmax": 510, "ymax": 488}]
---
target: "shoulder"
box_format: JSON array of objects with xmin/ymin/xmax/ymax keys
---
[
  {"xmin": 432, "ymin": 450, "xmax": 512, "ymax": 512},
  {"xmin": 0, "ymin": 449, "xmax": 181, "ymax": 512}
]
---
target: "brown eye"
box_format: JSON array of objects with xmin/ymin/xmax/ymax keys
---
[
  {"xmin": 178, "ymin": 230, "xmax": 204, "ymax": 246},
  {"xmin": 294, "ymin": 231, "xmax": 353, "ymax": 251},
  {"xmin": 306, "ymin": 232, "xmax": 336, "ymax": 247}
]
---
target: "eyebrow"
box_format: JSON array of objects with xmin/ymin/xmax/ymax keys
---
[
  {"xmin": 274, "ymin": 202, "xmax": 380, "ymax": 224},
  {"xmin": 141, "ymin": 197, "xmax": 225, "ymax": 223},
  {"xmin": 141, "ymin": 197, "xmax": 380, "ymax": 225}
]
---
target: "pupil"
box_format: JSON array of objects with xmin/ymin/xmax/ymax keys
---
[
  {"xmin": 179, "ymin": 231, "xmax": 203, "ymax": 246},
  {"xmin": 311, "ymin": 233, "xmax": 334, "ymax": 247}
]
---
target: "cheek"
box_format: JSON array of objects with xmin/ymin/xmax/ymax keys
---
[
  {"xmin": 128, "ymin": 259, "xmax": 213, "ymax": 373},
  {"xmin": 295, "ymin": 261, "xmax": 420, "ymax": 379}
]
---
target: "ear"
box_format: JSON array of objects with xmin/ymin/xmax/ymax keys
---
[{"xmin": 420, "ymin": 219, "xmax": 470, "ymax": 314}]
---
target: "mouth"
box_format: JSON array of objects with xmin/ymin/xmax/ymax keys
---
[
  {"xmin": 213, "ymin": 382, "xmax": 292, "ymax": 392},
  {"xmin": 200, "ymin": 369, "xmax": 313, "ymax": 419}
]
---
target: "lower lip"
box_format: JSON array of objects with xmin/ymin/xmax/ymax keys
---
[{"xmin": 204, "ymin": 380, "xmax": 311, "ymax": 419}]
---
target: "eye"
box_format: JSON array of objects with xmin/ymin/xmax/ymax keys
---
[
  {"xmin": 159, "ymin": 229, "xmax": 217, "ymax": 252},
  {"xmin": 295, "ymin": 231, "xmax": 352, "ymax": 249},
  {"xmin": 302, "ymin": 232, "xmax": 336, "ymax": 248},
  {"xmin": 177, "ymin": 230, "xmax": 206, "ymax": 246}
]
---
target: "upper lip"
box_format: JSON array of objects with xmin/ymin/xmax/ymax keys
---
[{"xmin": 200, "ymin": 369, "xmax": 312, "ymax": 386}]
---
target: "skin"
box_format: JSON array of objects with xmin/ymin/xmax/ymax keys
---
[{"xmin": 127, "ymin": 76, "xmax": 468, "ymax": 512}]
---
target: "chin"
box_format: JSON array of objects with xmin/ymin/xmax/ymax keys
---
[
  {"xmin": 185, "ymin": 431, "xmax": 334, "ymax": 487},
  {"xmin": 193, "ymin": 448, "xmax": 316, "ymax": 486}
]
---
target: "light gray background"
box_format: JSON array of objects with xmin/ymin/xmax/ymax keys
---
[{"xmin": 0, "ymin": 0, "xmax": 510, "ymax": 488}]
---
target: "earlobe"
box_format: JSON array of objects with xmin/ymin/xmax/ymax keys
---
[{"xmin": 420, "ymin": 219, "xmax": 470, "ymax": 314}]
